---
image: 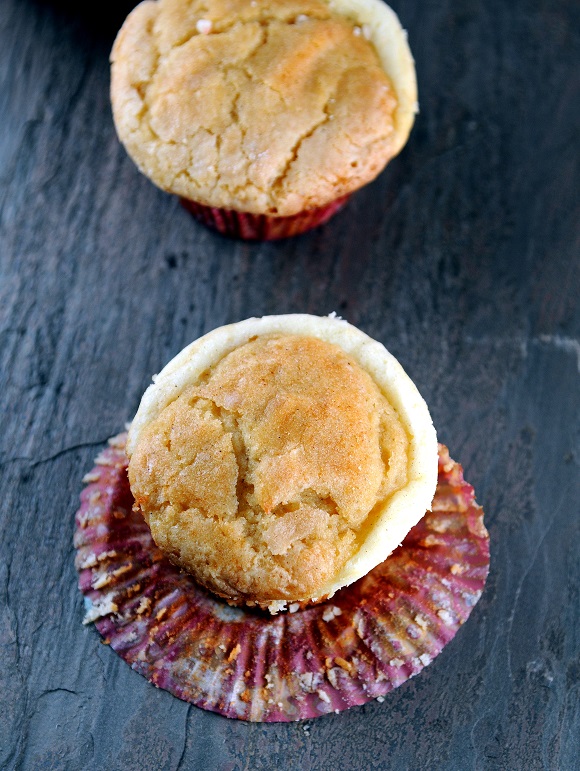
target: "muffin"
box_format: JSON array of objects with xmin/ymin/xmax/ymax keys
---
[
  {"xmin": 110, "ymin": 0, "xmax": 418, "ymax": 239},
  {"xmin": 126, "ymin": 314, "xmax": 437, "ymax": 611},
  {"xmin": 76, "ymin": 316, "xmax": 490, "ymax": 719}
]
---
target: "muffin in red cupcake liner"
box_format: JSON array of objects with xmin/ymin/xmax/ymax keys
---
[
  {"xmin": 111, "ymin": 1, "xmax": 419, "ymax": 243},
  {"xmin": 74, "ymin": 434, "xmax": 489, "ymax": 722},
  {"xmin": 180, "ymin": 195, "xmax": 351, "ymax": 241}
]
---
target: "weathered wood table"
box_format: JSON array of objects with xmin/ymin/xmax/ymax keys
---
[{"xmin": 1, "ymin": 1, "xmax": 578, "ymax": 768}]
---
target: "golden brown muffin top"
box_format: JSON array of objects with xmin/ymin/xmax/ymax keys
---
[
  {"xmin": 111, "ymin": 0, "xmax": 401, "ymax": 215},
  {"xmin": 128, "ymin": 334, "xmax": 410, "ymax": 602}
]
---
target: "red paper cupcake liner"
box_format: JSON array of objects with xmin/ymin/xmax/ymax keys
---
[
  {"xmin": 180, "ymin": 196, "xmax": 350, "ymax": 240},
  {"xmin": 74, "ymin": 435, "xmax": 489, "ymax": 722}
]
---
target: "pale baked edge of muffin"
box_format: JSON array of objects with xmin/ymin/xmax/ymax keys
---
[
  {"xmin": 327, "ymin": 0, "xmax": 418, "ymax": 157},
  {"xmin": 127, "ymin": 314, "xmax": 437, "ymax": 604}
]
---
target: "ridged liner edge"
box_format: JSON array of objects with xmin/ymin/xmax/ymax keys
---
[{"xmin": 74, "ymin": 434, "xmax": 489, "ymax": 722}]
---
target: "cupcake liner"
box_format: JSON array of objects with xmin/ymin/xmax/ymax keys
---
[
  {"xmin": 180, "ymin": 196, "xmax": 350, "ymax": 240},
  {"xmin": 75, "ymin": 435, "xmax": 489, "ymax": 722}
]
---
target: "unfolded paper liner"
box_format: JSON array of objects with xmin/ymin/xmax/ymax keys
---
[
  {"xmin": 74, "ymin": 435, "xmax": 489, "ymax": 722},
  {"xmin": 180, "ymin": 196, "xmax": 350, "ymax": 240}
]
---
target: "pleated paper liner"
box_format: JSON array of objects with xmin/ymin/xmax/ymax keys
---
[
  {"xmin": 180, "ymin": 196, "xmax": 350, "ymax": 240},
  {"xmin": 75, "ymin": 435, "xmax": 489, "ymax": 722}
]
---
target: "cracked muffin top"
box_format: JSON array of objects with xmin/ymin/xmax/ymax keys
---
[
  {"xmin": 127, "ymin": 316, "xmax": 437, "ymax": 610},
  {"xmin": 110, "ymin": 0, "xmax": 417, "ymax": 216}
]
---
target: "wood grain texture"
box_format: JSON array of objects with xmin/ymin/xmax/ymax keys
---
[{"xmin": 0, "ymin": 0, "xmax": 578, "ymax": 769}]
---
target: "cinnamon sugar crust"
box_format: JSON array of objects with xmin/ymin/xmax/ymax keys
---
[
  {"xmin": 129, "ymin": 335, "xmax": 410, "ymax": 601},
  {"xmin": 111, "ymin": 0, "xmax": 416, "ymax": 216}
]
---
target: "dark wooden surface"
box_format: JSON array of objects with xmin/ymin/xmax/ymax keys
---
[{"xmin": 1, "ymin": 0, "xmax": 578, "ymax": 768}]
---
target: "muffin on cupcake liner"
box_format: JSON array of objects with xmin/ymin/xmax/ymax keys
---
[
  {"xmin": 75, "ymin": 314, "xmax": 488, "ymax": 720},
  {"xmin": 110, "ymin": 0, "xmax": 418, "ymax": 240},
  {"xmin": 75, "ymin": 435, "xmax": 489, "ymax": 721}
]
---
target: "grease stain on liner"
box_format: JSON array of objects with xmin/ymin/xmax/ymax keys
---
[{"xmin": 74, "ymin": 434, "xmax": 489, "ymax": 722}]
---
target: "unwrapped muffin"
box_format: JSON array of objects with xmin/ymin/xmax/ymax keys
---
[
  {"xmin": 111, "ymin": 0, "xmax": 418, "ymax": 239},
  {"xmin": 126, "ymin": 315, "xmax": 437, "ymax": 611}
]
